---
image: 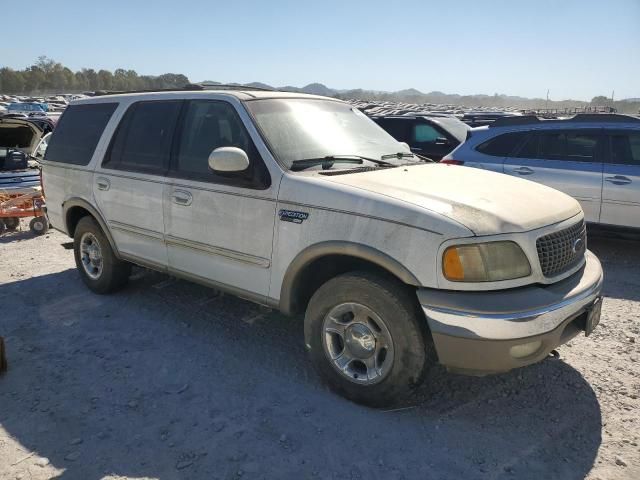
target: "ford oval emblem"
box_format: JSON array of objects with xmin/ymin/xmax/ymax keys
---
[{"xmin": 572, "ymin": 238, "xmax": 584, "ymax": 253}]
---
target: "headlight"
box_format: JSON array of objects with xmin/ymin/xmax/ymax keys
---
[{"xmin": 443, "ymin": 241, "xmax": 531, "ymax": 282}]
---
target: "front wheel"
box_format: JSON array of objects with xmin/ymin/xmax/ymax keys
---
[
  {"xmin": 304, "ymin": 272, "xmax": 433, "ymax": 407},
  {"xmin": 73, "ymin": 216, "xmax": 131, "ymax": 294}
]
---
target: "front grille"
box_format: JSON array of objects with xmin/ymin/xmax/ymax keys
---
[{"xmin": 536, "ymin": 220, "xmax": 587, "ymax": 277}]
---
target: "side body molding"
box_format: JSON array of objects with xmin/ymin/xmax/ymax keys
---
[
  {"xmin": 62, "ymin": 197, "xmax": 121, "ymax": 258},
  {"xmin": 279, "ymin": 241, "xmax": 421, "ymax": 315}
]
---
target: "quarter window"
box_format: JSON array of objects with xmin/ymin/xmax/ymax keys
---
[
  {"xmin": 476, "ymin": 132, "xmax": 528, "ymax": 157},
  {"xmin": 610, "ymin": 133, "xmax": 640, "ymax": 165},
  {"xmin": 45, "ymin": 103, "xmax": 117, "ymax": 165},
  {"xmin": 104, "ymin": 101, "xmax": 181, "ymax": 173}
]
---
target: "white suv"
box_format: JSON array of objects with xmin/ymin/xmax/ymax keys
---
[{"xmin": 42, "ymin": 88, "xmax": 603, "ymax": 406}]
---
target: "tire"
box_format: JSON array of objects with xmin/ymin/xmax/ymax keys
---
[
  {"xmin": 73, "ymin": 216, "xmax": 131, "ymax": 294},
  {"xmin": 29, "ymin": 216, "xmax": 48, "ymax": 235},
  {"xmin": 304, "ymin": 271, "xmax": 433, "ymax": 407},
  {"xmin": 0, "ymin": 221, "xmax": 5, "ymax": 236},
  {"xmin": 4, "ymin": 217, "xmax": 19, "ymax": 231}
]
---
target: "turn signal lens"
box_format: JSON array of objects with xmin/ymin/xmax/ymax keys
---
[
  {"xmin": 443, "ymin": 247, "xmax": 465, "ymax": 281},
  {"xmin": 442, "ymin": 241, "xmax": 531, "ymax": 282}
]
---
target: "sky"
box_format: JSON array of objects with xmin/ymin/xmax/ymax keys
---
[{"xmin": 2, "ymin": 0, "xmax": 639, "ymax": 101}]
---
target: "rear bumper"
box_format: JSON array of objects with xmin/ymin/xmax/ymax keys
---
[{"xmin": 418, "ymin": 250, "xmax": 603, "ymax": 375}]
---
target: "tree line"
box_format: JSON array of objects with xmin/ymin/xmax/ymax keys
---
[{"xmin": 0, "ymin": 57, "xmax": 190, "ymax": 95}]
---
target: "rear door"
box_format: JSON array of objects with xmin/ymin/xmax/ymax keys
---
[
  {"xmin": 503, "ymin": 129, "xmax": 604, "ymax": 223},
  {"xmin": 600, "ymin": 130, "xmax": 640, "ymax": 228},
  {"xmin": 94, "ymin": 100, "xmax": 182, "ymax": 268}
]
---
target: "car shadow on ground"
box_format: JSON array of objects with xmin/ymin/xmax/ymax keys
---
[
  {"xmin": 0, "ymin": 228, "xmax": 41, "ymax": 244},
  {"xmin": 0, "ymin": 267, "xmax": 602, "ymax": 480},
  {"xmin": 588, "ymin": 232, "xmax": 640, "ymax": 302}
]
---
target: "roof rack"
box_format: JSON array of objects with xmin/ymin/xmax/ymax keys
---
[
  {"xmin": 92, "ymin": 82, "xmax": 276, "ymax": 97},
  {"xmin": 491, "ymin": 113, "xmax": 640, "ymax": 127}
]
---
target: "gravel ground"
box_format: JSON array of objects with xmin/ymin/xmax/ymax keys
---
[{"xmin": 0, "ymin": 223, "xmax": 638, "ymax": 480}]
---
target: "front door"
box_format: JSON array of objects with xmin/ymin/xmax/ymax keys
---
[
  {"xmin": 503, "ymin": 129, "xmax": 604, "ymax": 223},
  {"xmin": 94, "ymin": 100, "xmax": 182, "ymax": 267},
  {"xmin": 163, "ymin": 99, "xmax": 277, "ymax": 300},
  {"xmin": 600, "ymin": 130, "xmax": 640, "ymax": 228}
]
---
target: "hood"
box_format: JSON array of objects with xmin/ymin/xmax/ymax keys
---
[
  {"xmin": 322, "ymin": 164, "xmax": 582, "ymax": 235},
  {"xmin": 0, "ymin": 117, "xmax": 44, "ymax": 155}
]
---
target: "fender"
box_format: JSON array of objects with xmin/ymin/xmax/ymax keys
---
[
  {"xmin": 279, "ymin": 241, "xmax": 421, "ymax": 315},
  {"xmin": 62, "ymin": 197, "xmax": 121, "ymax": 258}
]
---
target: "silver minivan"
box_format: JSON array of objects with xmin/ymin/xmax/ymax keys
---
[{"xmin": 443, "ymin": 114, "xmax": 640, "ymax": 230}]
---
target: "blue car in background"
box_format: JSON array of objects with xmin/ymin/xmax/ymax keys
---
[
  {"xmin": 5, "ymin": 102, "xmax": 48, "ymax": 115},
  {"xmin": 443, "ymin": 114, "xmax": 640, "ymax": 230}
]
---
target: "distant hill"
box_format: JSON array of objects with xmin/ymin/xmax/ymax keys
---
[{"xmin": 197, "ymin": 80, "xmax": 637, "ymax": 113}]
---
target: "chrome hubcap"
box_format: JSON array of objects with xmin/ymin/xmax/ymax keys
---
[
  {"xmin": 322, "ymin": 302, "xmax": 394, "ymax": 385},
  {"xmin": 80, "ymin": 232, "xmax": 103, "ymax": 280}
]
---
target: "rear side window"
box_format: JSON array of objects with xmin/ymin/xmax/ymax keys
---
[
  {"xmin": 476, "ymin": 132, "xmax": 527, "ymax": 157},
  {"xmin": 45, "ymin": 103, "xmax": 117, "ymax": 165},
  {"xmin": 515, "ymin": 131, "xmax": 600, "ymax": 162},
  {"xmin": 539, "ymin": 132, "xmax": 598, "ymax": 161},
  {"xmin": 104, "ymin": 100, "xmax": 181, "ymax": 173},
  {"xmin": 610, "ymin": 133, "xmax": 640, "ymax": 165}
]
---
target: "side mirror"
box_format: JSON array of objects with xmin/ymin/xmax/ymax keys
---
[
  {"xmin": 208, "ymin": 147, "xmax": 249, "ymax": 173},
  {"xmin": 399, "ymin": 142, "xmax": 411, "ymax": 150}
]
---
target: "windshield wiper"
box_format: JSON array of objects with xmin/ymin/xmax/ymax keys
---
[
  {"xmin": 381, "ymin": 152, "xmax": 435, "ymax": 163},
  {"xmin": 290, "ymin": 155, "xmax": 394, "ymax": 171}
]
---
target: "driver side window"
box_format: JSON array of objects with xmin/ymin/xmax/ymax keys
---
[{"xmin": 171, "ymin": 100, "xmax": 270, "ymax": 189}]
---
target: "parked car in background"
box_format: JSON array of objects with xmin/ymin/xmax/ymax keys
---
[
  {"xmin": 5, "ymin": 102, "xmax": 48, "ymax": 115},
  {"xmin": 372, "ymin": 115, "xmax": 470, "ymax": 160},
  {"xmin": 443, "ymin": 114, "xmax": 640, "ymax": 230},
  {"xmin": 42, "ymin": 88, "xmax": 602, "ymax": 407}
]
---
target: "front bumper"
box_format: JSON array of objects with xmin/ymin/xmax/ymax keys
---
[{"xmin": 418, "ymin": 250, "xmax": 603, "ymax": 375}]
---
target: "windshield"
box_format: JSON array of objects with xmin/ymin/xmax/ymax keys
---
[{"xmin": 245, "ymin": 98, "xmax": 414, "ymax": 170}]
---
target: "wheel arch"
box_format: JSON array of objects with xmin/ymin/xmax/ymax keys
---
[
  {"xmin": 63, "ymin": 198, "xmax": 120, "ymax": 258},
  {"xmin": 279, "ymin": 241, "xmax": 421, "ymax": 316}
]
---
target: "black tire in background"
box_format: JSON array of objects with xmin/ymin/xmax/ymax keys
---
[
  {"xmin": 304, "ymin": 271, "xmax": 434, "ymax": 407},
  {"xmin": 4, "ymin": 217, "xmax": 19, "ymax": 231},
  {"xmin": 73, "ymin": 216, "xmax": 131, "ymax": 294},
  {"xmin": 29, "ymin": 216, "xmax": 48, "ymax": 235}
]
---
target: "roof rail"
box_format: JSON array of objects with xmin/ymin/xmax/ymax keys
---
[
  {"xmin": 92, "ymin": 83, "xmax": 276, "ymax": 97},
  {"xmin": 490, "ymin": 115, "xmax": 541, "ymax": 127},
  {"xmin": 490, "ymin": 113, "xmax": 640, "ymax": 128},
  {"xmin": 570, "ymin": 113, "xmax": 640, "ymax": 123}
]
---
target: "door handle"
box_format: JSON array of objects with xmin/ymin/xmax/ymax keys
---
[
  {"xmin": 511, "ymin": 166, "xmax": 534, "ymax": 175},
  {"xmin": 410, "ymin": 147, "xmax": 423, "ymax": 152},
  {"xmin": 605, "ymin": 175, "xmax": 632, "ymax": 185},
  {"xmin": 96, "ymin": 177, "xmax": 110, "ymax": 191},
  {"xmin": 171, "ymin": 190, "xmax": 193, "ymax": 206}
]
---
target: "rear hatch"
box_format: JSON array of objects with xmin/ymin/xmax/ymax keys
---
[{"xmin": 0, "ymin": 118, "xmax": 43, "ymax": 192}]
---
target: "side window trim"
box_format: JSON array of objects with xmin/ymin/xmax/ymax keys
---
[{"xmin": 167, "ymin": 99, "xmax": 271, "ymax": 190}]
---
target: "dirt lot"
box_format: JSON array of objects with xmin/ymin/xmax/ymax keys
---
[{"xmin": 0, "ymin": 224, "xmax": 638, "ymax": 480}]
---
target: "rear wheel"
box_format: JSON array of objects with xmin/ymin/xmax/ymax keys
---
[
  {"xmin": 29, "ymin": 216, "xmax": 48, "ymax": 235},
  {"xmin": 305, "ymin": 271, "xmax": 433, "ymax": 407},
  {"xmin": 73, "ymin": 216, "xmax": 130, "ymax": 294}
]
